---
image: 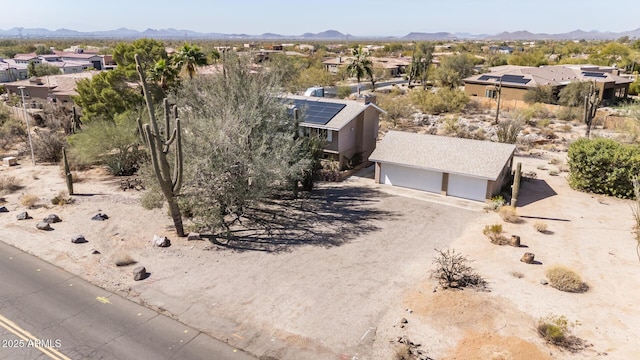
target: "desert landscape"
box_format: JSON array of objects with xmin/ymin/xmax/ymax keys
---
[{"xmin": 1, "ymin": 139, "xmax": 639, "ymax": 359}]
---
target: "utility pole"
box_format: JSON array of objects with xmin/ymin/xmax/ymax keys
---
[
  {"xmin": 494, "ymin": 77, "xmax": 503, "ymax": 125},
  {"xmin": 17, "ymin": 86, "xmax": 36, "ymax": 166}
]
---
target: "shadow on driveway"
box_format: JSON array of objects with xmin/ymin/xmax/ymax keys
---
[{"xmin": 202, "ymin": 186, "xmax": 397, "ymax": 253}]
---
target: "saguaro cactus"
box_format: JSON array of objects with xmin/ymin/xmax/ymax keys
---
[
  {"xmin": 583, "ymin": 83, "xmax": 600, "ymax": 139},
  {"xmin": 511, "ymin": 162, "xmax": 522, "ymax": 208},
  {"xmin": 135, "ymin": 54, "xmax": 185, "ymax": 237},
  {"xmin": 70, "ymin": 106, "xmax": 81, "ymax": 134},
  {"xmin": 62, "ymin": 147, "xmax": 73, "ymax": 195}
]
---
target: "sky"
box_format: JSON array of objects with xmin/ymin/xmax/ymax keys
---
[{"xmin": 2, "ymin": 0, "xmax": 639, "ymax": 37}]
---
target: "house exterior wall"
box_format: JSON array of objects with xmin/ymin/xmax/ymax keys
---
[
  {"xmin": 361, "ymin": 107, "xmax": 379, "ymax": 160},
  {"xmin": 486, "ymin": 153, "xmax": 514, "ymax": 198},
  {"xmin": 465, "ymin": 83, "xmax": 529, "ymax": 102},
  {"xmin": 337, "ymin": 119, "xmax": 357, "ymax": 168}
]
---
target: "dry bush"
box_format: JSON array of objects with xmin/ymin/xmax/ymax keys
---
[
  {"xmin": 0, "ymin": 176, "xmax": 23, "ymax": 194},
  {"xmin": 20, "ymin": 194, "xmax": 40, "ymax": 208},
  {"xmin": 498, "ymin": 206, "xmax": 521, "ymax": 223},
  {"xmin": 114, "ymin": 252, "xmax": 137, "ymax": 267},
  {"xmin": 545, "ymin": 265, "xmax": 588, "ymax": 293},
  {"xmin": 537, "ymin": 314, "xmax": 586, "ymax": 352},
  {"xmin": 548, "ymin": 158, "xmax": 560, "ymax": 165},
  {"xmin": 559, "ymin": 123, "xmax": 573, "ymax": 132},
  {"xmin": 534, "ymin": 221, "xmax": 549, "ymax": 233},
  {"xmin": 51, "ymin": 191, "xmax": 73, "ymax": 206},
  {"xmin": 431, "ymin": 249, "xmax": 486, "ymax": 290},
  {"xmin": 32, "ymin": 129, "xmax": 66, "ymax": 163},
  {"xmin": 510, "ymin": 271, "xmax": 524, "ymax": 278}
]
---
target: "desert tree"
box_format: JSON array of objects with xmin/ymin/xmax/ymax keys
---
[
  {"xmin": 407, "ymin": 43, "xmax": 434, "ymax": 90},
  {"xmin": 434, "ymin": 53, "xmax": 476, "ymax": 88},
  {"xmin": 346, "ymin": 45, "xmax": 373, "ymax": 95},
  {"xmin": 174, "ymin": 52, "xmax": 316, "ymax": 233}
]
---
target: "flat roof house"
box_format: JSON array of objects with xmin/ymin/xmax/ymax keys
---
[
  {"xmin": 287, "ymin": 95, "xmax": 385, "ymax": 170},
  {"xmin": 369, "ymin": 131, "xmax": 516, "ymax": 202}
]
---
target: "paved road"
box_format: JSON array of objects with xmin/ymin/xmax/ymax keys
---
[{"xmin": 0, "ymin": 241, "xmax": 255, "ymax": 360}]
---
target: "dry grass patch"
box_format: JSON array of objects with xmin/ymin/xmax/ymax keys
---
[
  {"xmin": 498, "ymin": 206, "xmax": 521, "ymax": 223},
  {"xmin": 510, "ymin": 271, "xmax": 525, "ymax": 279},
  {"xmin": 534, "ymin": 221, "xmax": 551, "ymax": 234},
  {"xmin": 483, "ymin": 223, "xmax": 510, "ymax": 245},
  {"xmin": 545, "ymin": 265, "xmax": 588, "ymax": 293},
  {"xmin": 20, "ymin": 194, "xmax": 40, "ymax": 209},
  {"xmin": 0, "ymin": 175, "xmax": 23, "ymax": 194}
]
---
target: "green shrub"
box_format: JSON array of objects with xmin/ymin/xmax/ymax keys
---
[
  {"xmin": 376, "ymin": 92, "xmax": 413, "ymax": 127},
  {"xmin": 68, "ymin": 114, "xmax": 146, "ymax": 176},
  {"xmin": 482, "ymin": 224, "xmax": 503, "ymax": 237},
  {"xmin": 537, "ymin": 315, "xmax": 585, "ymax": 351},
  {"xmin": 568, "ymin": 138, "xmax": 640, "ymax": 198},
  {"xmin": 410, "ymin": 87, "xmax": 469, "ymax": 115},
  {"xmin": 545, "ymin": 265, "xmax": 587, "ymax": 293},
  {"xmin": 336, "ymin": 85, "xmax": 352, "ymax": 99}
]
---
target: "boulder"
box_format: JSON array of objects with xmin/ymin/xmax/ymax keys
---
[
  {"xmin": 71, "ymin": 235, "xmax": 87, "ymax": 244},
  {"xmin": 520, "ymin": 252, "xmax": 535, "ymax": 264},
  {"xmin": 152, "ymin": 235, "xmax": 171, "ymax": 247},
  {"xmin": 16, "ymin": 211, "xmax": 30, "ymax": 220},
  {"xmin": 187, "ymin": 232, "xmax": 201, "ymax": 241},
  {"xmin": 36, "ymin": 222, "xmax": 52, "ymax": 231},
  {"xmin": 43, "ymin": 214, "xmax": 62, "ymax": 224},
  {"xmin": 0, "ymin": 206, "xmax": 8, "ymax": 213},
  {"xmin": 133, "ymin": 266, "xmax": 147, "ymax": 281},
  {"xmin": 91, "ymin": 213, "xmax": 109, "ymax": 221}
]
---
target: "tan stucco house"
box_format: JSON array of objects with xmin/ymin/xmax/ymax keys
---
[
  {"xmin": 464, "ymin": 64, "xmax": 632, "ymax": 104},
  {"xmin": 287, "ymin": 95, "xmax": 385, "ymax": 169}
]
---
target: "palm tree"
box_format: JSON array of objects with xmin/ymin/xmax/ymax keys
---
[
  {"xmin": 174, "ymin": 44, "xmax": 208, "ymax": 79},
  {"xmin": 149, "ymin": 58, "xmax": 178, "ymax": 91},
  {"xmin": 346, "ymin": 45, "xmax": 373, "ymax": 95}
]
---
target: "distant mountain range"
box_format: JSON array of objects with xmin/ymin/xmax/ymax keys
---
[{"xmin": 1, "ymin": 27, "xmax": 639, "ymax": 41}]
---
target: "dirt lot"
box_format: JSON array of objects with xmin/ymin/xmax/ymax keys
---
[{"xmin": 1, "ymin": 149, "xmax": 639, "ymax": 359}]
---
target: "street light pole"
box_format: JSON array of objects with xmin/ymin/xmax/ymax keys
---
[{"xmin": 17, "ymin": 86, "xmax": 36, "ymax": 166}]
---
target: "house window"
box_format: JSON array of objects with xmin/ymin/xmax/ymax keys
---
[
  {"xmin": 318, "ymin": 129, "xmax": 333, "ymax": 142},
  {"xmin": 485, "ymin": 89, "xmax": 497, "ymax": 98}
]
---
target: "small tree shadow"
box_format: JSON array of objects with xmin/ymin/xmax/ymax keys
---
[{"xmin": 201, "ymin": 186, "xmax": 397, "ymax": 253}]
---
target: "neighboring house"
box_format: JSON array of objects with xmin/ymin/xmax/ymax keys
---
[
  {"xmin": 287, "ymin": 95, "xmax": 385, "ymax": 169},
  {"xmin": 322, "ymin": 57, "xmax": 349, "ymax": 74},
  {"xmin": 54, "ymin": 51, "xmax": 104, "ymax": 70},
  {"xmin": 13, "ymin": 53, "xmax": 40, "ymax": 65},
  {"xmin": 0, "ymin": 59, "xmax": 28, "ymax": 82},
  {"xmin": 369, "ymin": 131, "xmax": 516, "ymax": 202},
  {"xmin": 464, "ymin": 64, "xmax": 632, "ymax": 104},
  {"xmin": 3, "ymin": 71, "xmax": 97, "ymax": 105}
]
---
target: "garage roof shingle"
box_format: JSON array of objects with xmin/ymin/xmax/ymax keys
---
[{"xmin": 369, "ymin": 131, "xmax": 516, "ymax": 180}]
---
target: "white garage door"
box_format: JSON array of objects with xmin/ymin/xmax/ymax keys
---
[
  {"xmin": 447, "ymin": 174, "xmax": 488, "ymax": 201},
  {"xmin": 380, "ymin": 163, "xmax": 442, "ymax": 193}
]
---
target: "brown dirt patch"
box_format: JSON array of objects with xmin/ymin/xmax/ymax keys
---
[{"xmin": 445, "ymin": 332, "xmax": 553, "ymax": 360}]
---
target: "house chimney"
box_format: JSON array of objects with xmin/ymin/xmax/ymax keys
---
[{"xmin": 358, "ymin": 94, "xmax": 377, "ymax": 105}]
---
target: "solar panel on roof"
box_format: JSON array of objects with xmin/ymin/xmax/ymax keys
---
[
  {"xmin": 500, "ymin": 74, "xmax": 530, "ymax": 85},
  {"xmin": 478, "ymin": 75, "xmax": 500, "ymax": 81},
  {"xmin": 287, "ymin": 99, "xmax": 346, "ymax": 126},
  {"xmin": 581, "ymin": 71, "xmax": 607, "ymax": 78}
]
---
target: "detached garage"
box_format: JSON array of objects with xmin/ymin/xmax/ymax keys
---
[{"xmin": 369, "ymin": 131, "xmax": 516, "ymax": 202}]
